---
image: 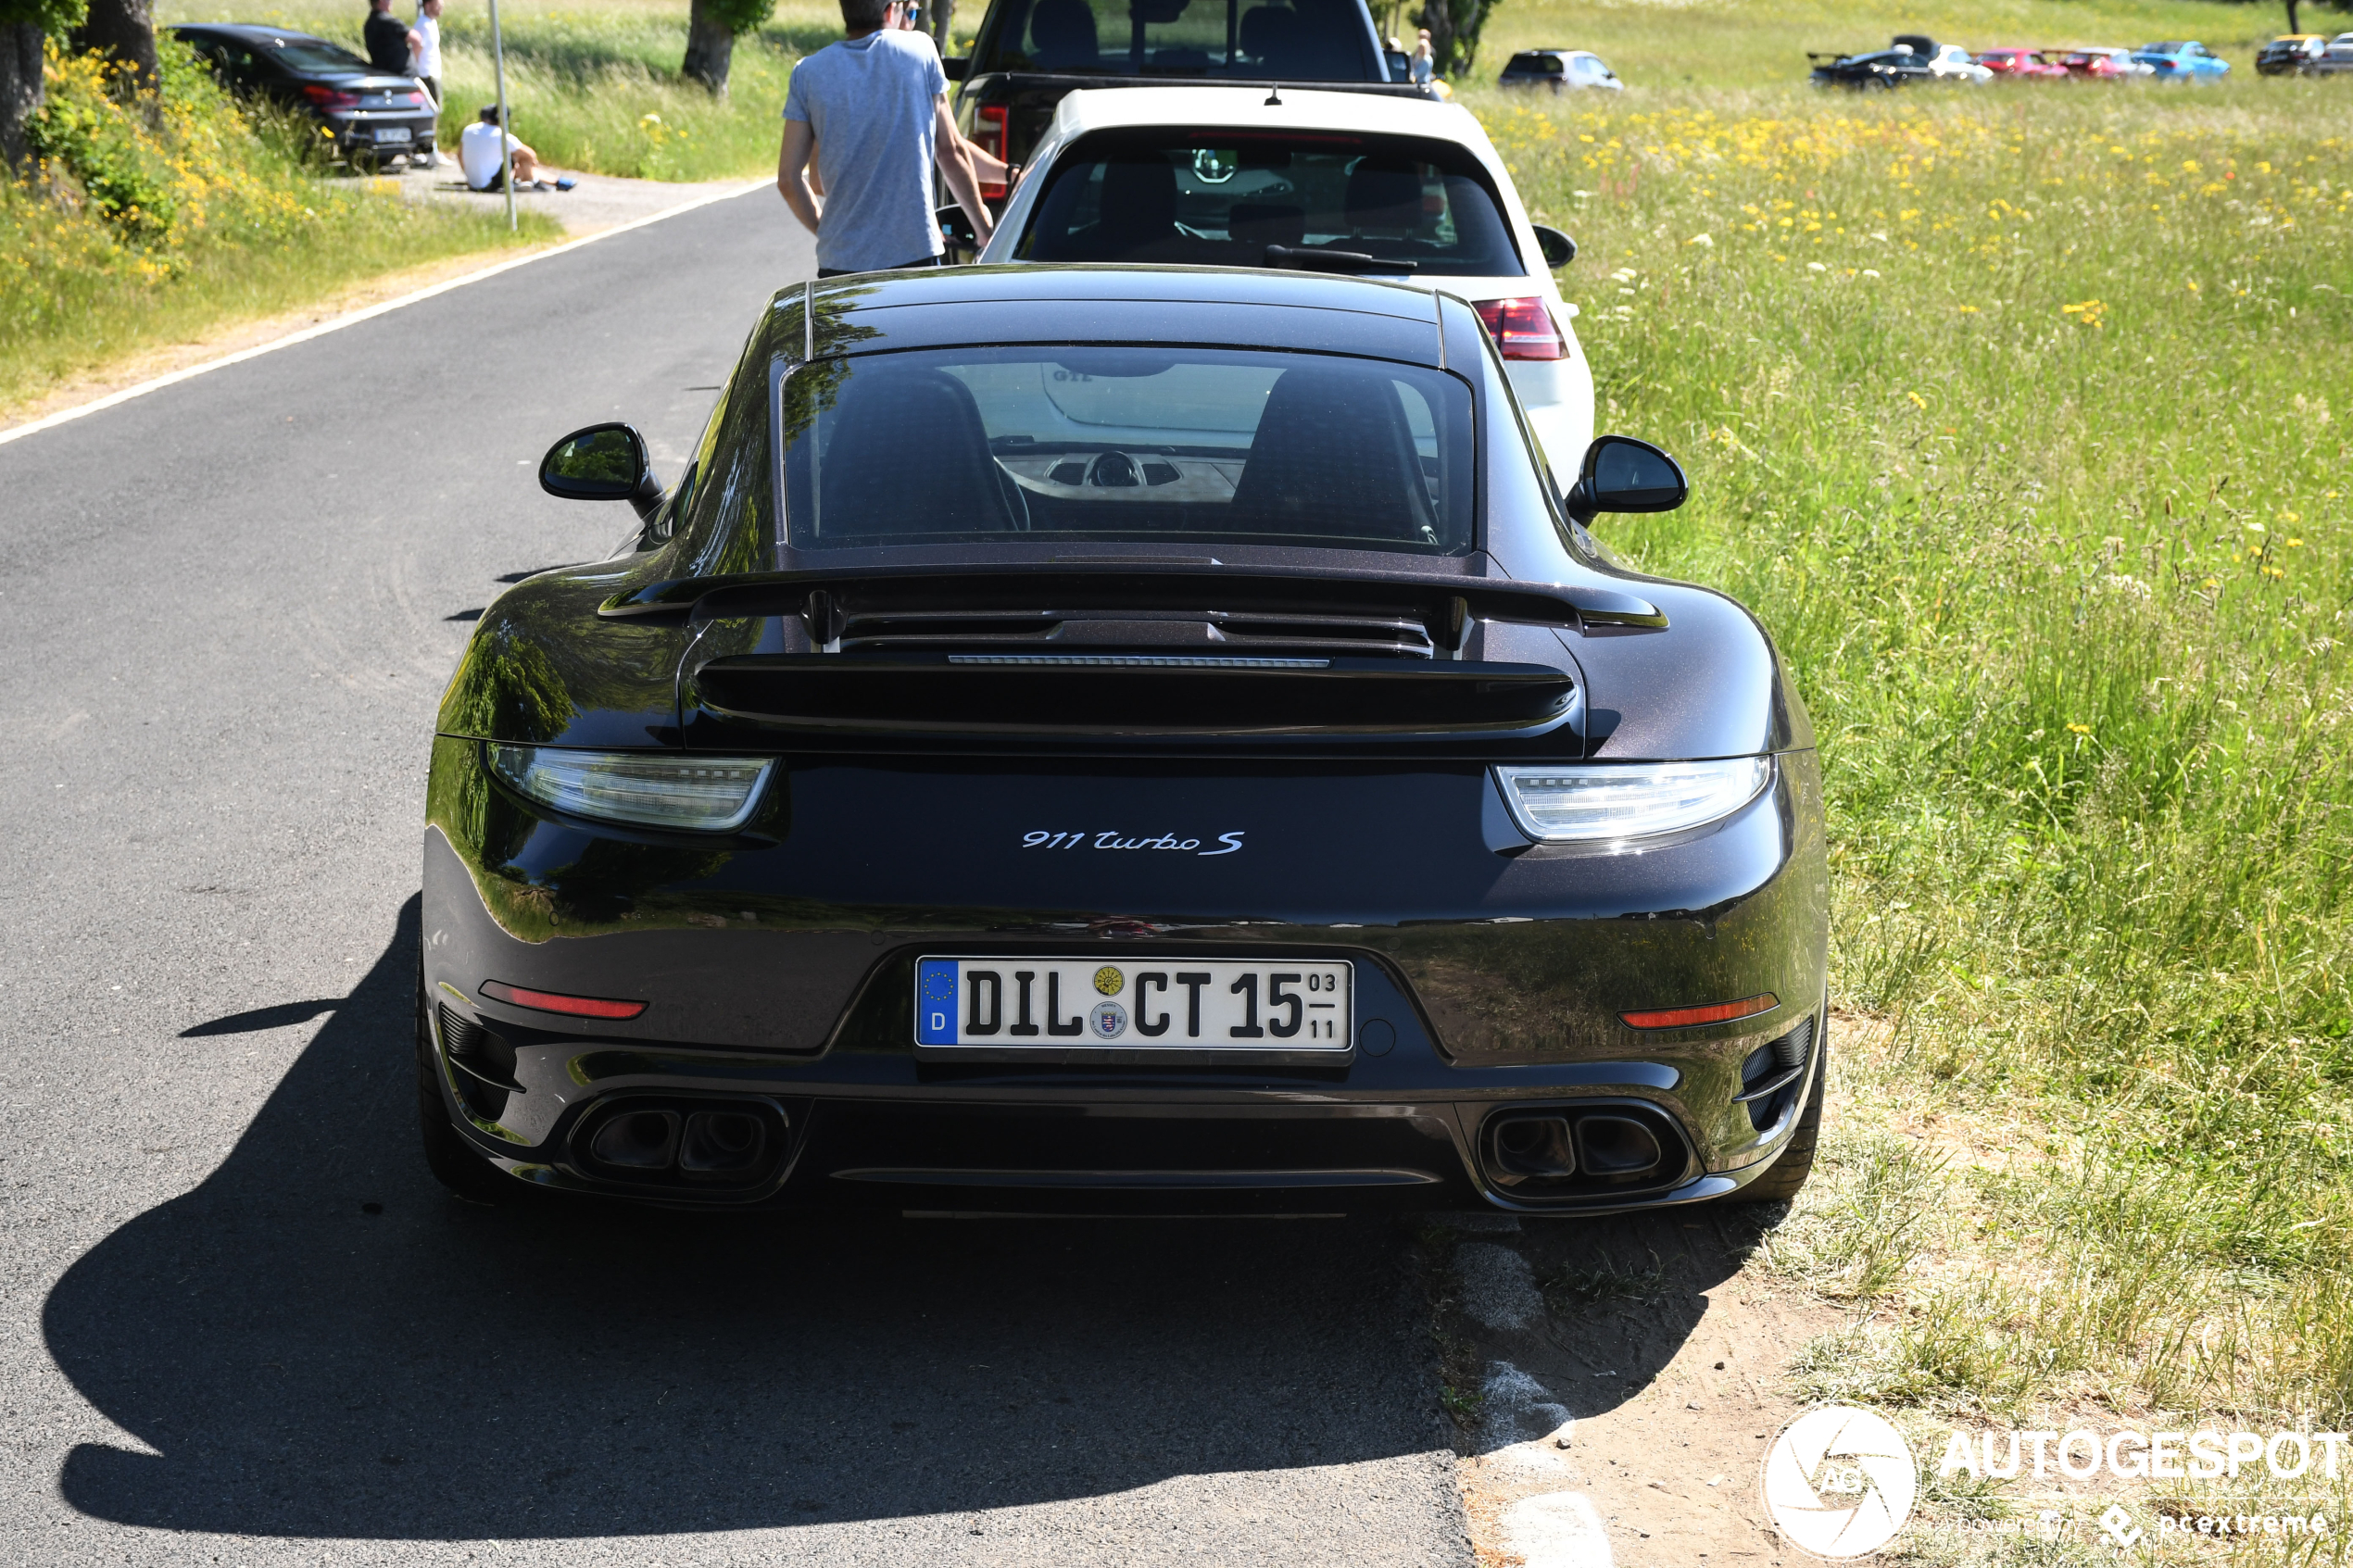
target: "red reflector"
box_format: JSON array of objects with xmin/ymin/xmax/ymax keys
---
[
  {"xmin": 1619, "ymin": 993, "xmax": 1778, "ymax": 1030},
  {"xmin": 480, "ymin": 980, "xmax": 647, "ymax": 1020},
  {"xmin": 1472, "ymin": 296, "xmax": 1567, "ymax": 361},
  {"xmin": 301, "ymin": 83, "xmax": 359, "ymax": 108}
]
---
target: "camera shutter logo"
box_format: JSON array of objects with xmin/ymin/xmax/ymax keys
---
[{"xmin": 1760, "ymin": 1405, "xmax": 1918, "ymax": 1560}]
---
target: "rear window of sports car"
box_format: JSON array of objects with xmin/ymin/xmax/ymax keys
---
[
  {"xmin": 1015, "ymin": 130, "xmax": 1522, "ymax": 278},
  {"xmin": 266, "ymin": 37, "xmax": 373, "ymax": 71},
  {"xmin": 779, "ymin": 345, "xmax": 1474, "ymax": 555}
]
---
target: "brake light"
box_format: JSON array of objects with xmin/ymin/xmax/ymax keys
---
[
  {"xmin": 1472, "ymin": 296, "xmax": 1567, "ymax": 360},
  {"xmin": 400, "ymin": 90, "xmax": 424, "ymax": 105},
  {"xmin": 479, "ymin": 980, "xmax": 648, "ymax": 1020},
  {"xmin": 1619, "ymin": 994, "xmax": 1779, "ymax": 1030},
  {"xmin": 975, "ymin": 103, "xmax": 1008, "ymax": 200},
  {"xmin": 301, "ymin": 83, "xmax": 361, "ymax": 109}
]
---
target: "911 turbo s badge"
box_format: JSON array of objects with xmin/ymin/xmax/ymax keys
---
[{"xmin": 1022, "ymin": 830, "xmax": 1244, "ymax": 855}]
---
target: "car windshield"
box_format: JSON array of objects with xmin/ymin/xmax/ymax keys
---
[
  {"xmin": 267, "ymin": 36, "xmax": 372, "ymax": 71},
  {"xmin": 2142, "ymin": 42, "xmax": 2181, "ymax": 52},
  {"xmin": 975, "ymin": 0, "xmax": 1373, "ymax": 78},
  {"xmin": 1015, "ymin": 131, "xmax": 1520, "ymax": 277},
  {"xmin": 780, "ymin": 345, "xmax": 1474, "ymax": 556}
]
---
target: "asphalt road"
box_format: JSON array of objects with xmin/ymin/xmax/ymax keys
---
[{"xmin": 0, "ymin": 193, "xmax": 1469, "ymax": 1566}]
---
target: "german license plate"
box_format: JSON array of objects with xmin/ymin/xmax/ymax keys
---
[
  {"xmin": 372, "ymin": 126, "xmax": 412, "ymax": 144},
  {"xmin": 915, "ymin": 957, "xmax": 1352, "ymax": 1049}
]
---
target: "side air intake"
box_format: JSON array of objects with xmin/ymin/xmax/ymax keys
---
[{"xmin": 1737, "ymin": 1016, "xmax": 1816, "ymax": 1131}]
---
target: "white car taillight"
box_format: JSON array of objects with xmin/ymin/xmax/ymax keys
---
[
  {"xmin": 487, "ymin": 745, "xmax": 774, "ymax": 833},
  {"xmin": 1473, "ymin": 296, "xmax": 1567, "ymax": 360},
  {"xmin": 1493, "ymin": 758, "xmax": 1771, "ymax": 844}
]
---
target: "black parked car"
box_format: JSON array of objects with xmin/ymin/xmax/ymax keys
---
[
  {"xmin": 420, "ymin": 266, "xmax": 1829, "ymax": 1216},
  {"xmin": 950, "ymin": 0, "xmax": 1420, "ymax": 201},
  {"xmin": 1807, "ymin": 45, "xmax": 1935, "ymax": 88},
  {"xmin": 172, "ymin": 23, "xmax": 436, "ymax": 165}
]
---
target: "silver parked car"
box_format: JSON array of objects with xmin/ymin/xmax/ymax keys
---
[{"xmin": 1497, "ymin": 48, "xmax": 1624, "ymax": 92}]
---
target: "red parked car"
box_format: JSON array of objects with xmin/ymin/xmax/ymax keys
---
[
  {"xmin": 1976, "ymin": 47, "xmax": 2070, "ymax": 78},
  {"xmin": 2051, "ymin": 48, "xmax": 2128, "ymax": 79}
]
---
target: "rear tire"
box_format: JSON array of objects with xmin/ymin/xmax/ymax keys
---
[
  {"xmin": 416, "ymin": 964, "xmax": 512, "ymax": 1204},
  {"xmin": 1731, "ymin": 1022, "xmax": 1827, "ymax": 1204}
]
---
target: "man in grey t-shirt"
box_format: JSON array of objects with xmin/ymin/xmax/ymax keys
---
[{"xmin": 777, "ymin": 0, "xmax": 993, "ymax": 277}]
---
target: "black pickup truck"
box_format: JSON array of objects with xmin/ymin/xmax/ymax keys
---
[{"xmin": 949, "ymin": 0, "xmax": 1423, "ymax": 199}]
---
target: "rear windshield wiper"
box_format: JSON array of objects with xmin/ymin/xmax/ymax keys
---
[{"xmin": 1264, "ymin": 245, "xmax": 1418, "ymax": 276}]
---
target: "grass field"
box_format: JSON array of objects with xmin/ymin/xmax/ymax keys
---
[
  {"xmin": 1470, "ymin": 0, "xmax": 2298, "ymax": 87},
  {"xmin": 1467, "ymin": 67, "xmax": 2351, "ymax": 1500},
  {"xmin": 2, "ymin": 40, "xmax": 560, "ymax": 414},
  {"xmin": 158, "ymin": 0, "xmax": 849, "ymax": 180},
  {"xmin": 157, "ymin": 0, "xmax": 2331, "ymax": 182}
]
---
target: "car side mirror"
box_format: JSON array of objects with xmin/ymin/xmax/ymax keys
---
[
  {"xmin": 1384, "ymin": 48, "xmax": 1410, "ymax": 80},
  {"xmin": 1531, "ymin": 224, "xmax": 1577, "ymax": 268},
  {"xmin": 1565, "ymin": 434, "xmax": 1687, "ymax": 523},
  {"xmin": 943, "ymin": 55, "xmax": 967, "ymax": 80},
  {"xmin": 539, "ymin": 422, "xmax": 663, "ymax": 521}
]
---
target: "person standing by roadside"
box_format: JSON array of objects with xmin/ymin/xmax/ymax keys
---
[
  {"xmin": 364, "ymin": 0, "xmax": 419, "ymax": 74},
  {"xmin": 1409, "ymin": 27, "xmax": 1434, "ymax": 88},
  {"xmin": 807, "ymin": 0, "xmax": 1013, "ymax": 203},
  {"xmin": 775, "ymin": 0, "xmax": 993, "ymax": 279},
  {"xmin": 409, "ymin": 0, "xmax": 445, "ymax": 167}
]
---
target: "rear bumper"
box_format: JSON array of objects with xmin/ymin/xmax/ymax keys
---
[
  {"xmin": 422, "ymin": 740, "xmax": 1828, "ymax": 1210},
  {"xmin": 319, "ymin": 109, "xmax": 438, "ymax": 150},
  {"xmin": 423, "ymin": 1015, "xmax": 1824, "ymax": 1214}
]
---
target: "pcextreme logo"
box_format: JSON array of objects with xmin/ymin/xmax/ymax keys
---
[{"xmin": 1760, "ymin": 1405, "xmax": 1919, "ymax": 1560}]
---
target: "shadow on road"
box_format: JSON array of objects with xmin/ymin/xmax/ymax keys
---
[{"xmin": 47, "ymin": 899, "xmax": 1466, "ymax": 1539}]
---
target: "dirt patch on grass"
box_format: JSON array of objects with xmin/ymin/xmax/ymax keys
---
[{"xmin": 1435, "ymin": 1206, "xmax": 1844, "ymax": 1564}]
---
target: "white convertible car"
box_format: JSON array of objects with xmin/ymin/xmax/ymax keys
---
[{"xmin": 975, "ymin": 86, "xmax": 1595, "ymax": 478}]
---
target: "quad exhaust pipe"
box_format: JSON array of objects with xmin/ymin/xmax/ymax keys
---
[
  {"xmin": 578, "ymin": 1100, "xmax": 784, "ymax": 1187},
  {"xmin": 1480, "ymin": 1105, "xmax": 1680, "ymax": 1195}
]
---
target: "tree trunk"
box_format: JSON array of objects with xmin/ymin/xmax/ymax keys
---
[
  {"xmin": 682, "ymin": 0, "xmax": 734, "ymax": 93},
  {"xmin": 0, "ymin": 21, "xmax": 42, "ymax": 173},
  {"xmin": 928, "ymin": 0, "xmax": 954, "ymax": 57},
  {"xmin": 71, "ymin": 0, "xmax": 156, "ymax": 93}
]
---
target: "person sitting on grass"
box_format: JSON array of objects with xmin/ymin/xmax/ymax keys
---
[{"xmin": 459, "ymin": 105, "xmax": 565, "ymax": 192}]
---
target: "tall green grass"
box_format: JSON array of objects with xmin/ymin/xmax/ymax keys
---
[
  {"xmin": 3, "ymin": 39, "xmax": 557, "ymax": 409},
  {"xmin": 1475, "ymin": 82, "xmax": 2352, "ymax": 1424},
  {"xmin": 164, "ymin": 0, "xmax": 858, "ymax": 179}
]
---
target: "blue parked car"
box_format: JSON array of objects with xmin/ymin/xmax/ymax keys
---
[{"xmin": 2131, "ymin": 41, "xmax": 2231, "ymax": 80}]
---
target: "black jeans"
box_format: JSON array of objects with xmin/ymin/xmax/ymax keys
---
[{"xmin": 816, "ymin": 255, "xmax": 940, "ymax": 279}]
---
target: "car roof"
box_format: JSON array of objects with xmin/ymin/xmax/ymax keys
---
[
  {"xmin": 1049, "ymin": 85, "xmax": 1485, "ymax": 145},
  {"xmin": 785, "ymin": 265, "xmax": 1449, "ymax": 366},
  {"xmin": 171, "ymin": 23, "xmax": 332, "ymax": 44}
]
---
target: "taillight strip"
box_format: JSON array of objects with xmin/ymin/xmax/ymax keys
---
[
  {"xmin": 480, "ymin": 980, "xmax": 648, "ymax": 1020},
  {"xmin": 1619, "ymin": 993, "xmax": 1779, "ymax": 1029}
]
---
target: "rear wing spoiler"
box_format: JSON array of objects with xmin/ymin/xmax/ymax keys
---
[{"xmin": 598, "ymin": 564, "xmax": 1668, "ymax": 633}]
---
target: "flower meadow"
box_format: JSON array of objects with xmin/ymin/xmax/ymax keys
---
[{"xmin": 1477, "ymin": 83, "xmax": 2353, "ymax": 1444}]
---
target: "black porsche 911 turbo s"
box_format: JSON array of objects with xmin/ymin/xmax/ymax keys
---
[{"xmin": 421, "ymin": 265, "xmax": 1828, "ymax": 1215}]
